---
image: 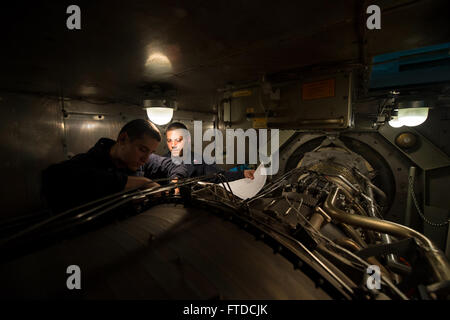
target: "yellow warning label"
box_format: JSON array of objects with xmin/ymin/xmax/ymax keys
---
[
  {"xmin": 302, "ymin": 79, "xmax": 335, "ymax": 100},
  {"xmin": 253, "ymin": 118, "xmax": 267, "ymax": 129},
  {"xmin": 232, "ymin": 90, "xmax": 253, "ymax": 98},
  {"xmin": 246, "ymin": 107, "xmax": 255, "ymax": 114}
]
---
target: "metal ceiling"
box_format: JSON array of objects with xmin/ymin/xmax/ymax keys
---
[{"xmin": 1, "ymin": 0, "xmax": 449, "ymax": 111}]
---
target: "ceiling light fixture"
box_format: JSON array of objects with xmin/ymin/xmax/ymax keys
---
[
  {"xmin": 388, "ymin": 100, "xmax": 430, "ymax": 128},
  {"xmin": 143, "ymin": 86, "xmax": 177, "ymax": 126},
  {"xmin": 397, "ymin": 107, "xmax": 429, "ymax": 127},
  {"xmin": 144, "ymin": 100, "xmax": 174, "ymax": 125},
  {"xmin": 388, "ymin": 115, "xmax": 404, "ymax": 128}
]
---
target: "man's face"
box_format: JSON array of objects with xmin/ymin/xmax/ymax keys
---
[
  {"xmin": 118, "ymin": 134, "xmax": 159, "ymax": 171},
  {"xmin": 166, "ymin": 129, "xmax": 186, "ymax": 157}
]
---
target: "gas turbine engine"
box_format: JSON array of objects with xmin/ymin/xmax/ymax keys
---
[
  {"xmin": 2, "ymin": 138, "xmax": 448, "ymax": 300},
  {"xmin": 240, "ymin": 137, "xmax": 450, "ymax": 300}
]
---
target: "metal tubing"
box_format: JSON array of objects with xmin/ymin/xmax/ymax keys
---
[
  {"xmin": 268, "ymin": 118, "xmax": 344, "ymax": 128},
  {"xmin": 335, "ymin": 237, "xmax": 361, "ymax": 252},
  {"xmin": 339, "ymin": 223, "xmax": 368, "ymax": 248},
  {"xmin": 367, "ymin": 185, "xmax": 398, "ymax": 266},
  {"xmin": 323, "ymin": 187, "xmax": 450, "ymax": 282},
  {"xmin": 353, "ymin": 169, "xmax": 388, "ymax": 203},
  {"xmin": 405, "ymin": 166, "xmax": 417, "ymax": 227},
  {"xmin": 310, "ymin": 212, "xmax": 325, "ymax": 230}
]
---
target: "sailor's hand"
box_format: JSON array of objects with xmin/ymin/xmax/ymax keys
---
[
  {"xmin": 126, "ymin": 176, "xmax": 150, "ymax": 189},
  {"xmin": 142, "ymin": 179, "xmax": 162, "ymax": 197},
  {"xmin": 244, "ymin": 170, "xmax": 255, "ymax": 180},
  {"xmin": 171, "ymin": 179, "xmax": 180, "ymax": 195},
  {"xmin": 126, "ymin": 176, "xmax": 160, "ymax": 190}
]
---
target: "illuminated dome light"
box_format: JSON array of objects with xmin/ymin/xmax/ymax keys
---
[
  {"xmin": 388, "ymin": 115, "xmax": 404, "ymax": 128},
  {"xmin": 398, "ymin": 107, "xmax": 429, "ymax": 127},
  {"xmin": 145, "ymin": 53, "xmax": 172, "ymax": 74},
  {"xmin": 146, "ymin": 53, "xmax": 171, "ymax": 66},
  {"xmin": 145, "ymin": 107, "xmax": 174, "ymax": 125}
]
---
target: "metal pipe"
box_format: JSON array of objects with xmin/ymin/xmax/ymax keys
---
[
  {"xmin": 310, "ymin": 212, "xmax": 325, "ymax": 230},
  {"xmin": 323, "ymin": 187, "xmax": 450, "ymax": 282},
  {"xmin": 293, "ymin": 118, "xmax": 344, "ymax": 125},
  {"xmin": 335, "ymin": 185, "xmax": 378, "ymax": 244},
  {"xmin": 335, "ymin": 237, "xmax": 361, "ymax": 252},
  {"xmin": 339, "ymin": 223, "xmax": 367, "ymax": 248},
  {"xmin": 405, "ymin": 166, "xmax": 417, "ymax": 227},
  {"xmin": 336, "ymin": 186, "xmax": 369, "ymax": 217},
  {"xmin": 353, "ymin": 169, "xmax": 388, "ymax": 203},
  {"xmin": 335, "ymin": 238, "xmax": 392, "ymax": 279},
  {"xmin": 325, "ymin": 175, "xmax": 359, "ymax": 194},
  {"xmin": 366, "ymin": 185, "xmax": 402, "ymax": 282},
  {"xmin": 366, "ymin": 184, "xmax": 398, "ymax": 267},
  {"xmin": 268, "ymin": 118, "xmax": 344, "ymax": 128},
  {"xmin": 365, "ymin": 186, "xmax": 377, "ymax": 218}
]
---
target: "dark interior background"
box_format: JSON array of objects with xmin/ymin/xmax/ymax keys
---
[
  {"xmin": 0, "ymin": 0, "xmax": 449, "ymax": 223},
  {"xmin": 1, "ymin": 0, "xmax": 449, "ymax": 108}
]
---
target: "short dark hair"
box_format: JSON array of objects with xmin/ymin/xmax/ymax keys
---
[
  {"xmin": 118, "ymin": 119, "xmax": 161, "ymax": 142},
  {"xmin": 166, "ymin": 122, "xmax": 188, "ymax": 132}
]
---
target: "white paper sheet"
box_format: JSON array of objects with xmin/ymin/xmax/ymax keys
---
[{"xmin": 220, "ymin": 163, "xmax": 267, "ymax": 200}]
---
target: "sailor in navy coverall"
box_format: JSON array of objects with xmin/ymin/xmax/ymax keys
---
[
  {"xmin": 164, "ymin": 122, "xmax": 255, "ymax": 183},
  {"xmin": 42, "ymin": 119, "xmax": 187, "ymax": 213}
]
